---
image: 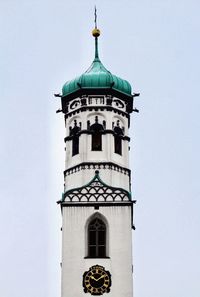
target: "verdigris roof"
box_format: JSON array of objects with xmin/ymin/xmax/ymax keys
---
[{"xmin": 62, "ymin": 30, "xmax": 132, "ymax": 98}]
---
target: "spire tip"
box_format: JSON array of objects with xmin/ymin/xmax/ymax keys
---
[
  {"xmin": 92, "ymin": 6, "xmax": 100, "ymax": 60},
  {"xmin": 92, "ymin": 6, "xmax": 100, "ymax": 37}
]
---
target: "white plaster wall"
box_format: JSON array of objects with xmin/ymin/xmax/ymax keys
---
[
  {"xmin": 64, "ymin": 169, "xmax": 130, "ymax": 193},
  {"xmin": 65, "ymin": 134, "xmax": 129, "ymax": 167},
  {"xmin": 64, "ymin": 106, "xmax": 131, "ymax": 192},
  {"xmin": 65, "ymin": 109, "xmax": 130, "ymax": 170},
  {"xmin": 61, "ymin": 206, "xmax": 133, "ymax": 297}
]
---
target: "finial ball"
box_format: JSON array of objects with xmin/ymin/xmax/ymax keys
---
[{"xmin": 92, "ymin": 28, "xmax": 100, "ymax": 37}]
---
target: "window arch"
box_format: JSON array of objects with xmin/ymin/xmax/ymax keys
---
[{"xmin": 88, "ymin": 217, "xmax": 106, "ymax": 258}]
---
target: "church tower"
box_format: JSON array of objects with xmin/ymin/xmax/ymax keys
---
[{"xmin": 56, "ymin": 15, "xmax": 139, "ymax": 297}]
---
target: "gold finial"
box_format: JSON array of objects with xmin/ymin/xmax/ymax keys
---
[
  {"xmin": 92, "ymin": 6, "xmax": 100, "ymax": 37},
  {"xmin": 92, "ymin": 28, "xmax": 100, "ymax": 37}
]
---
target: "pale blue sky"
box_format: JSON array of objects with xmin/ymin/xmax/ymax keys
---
[{"xmin": 0, "ymin": 1, "xmax": 200, "ymax": 297}]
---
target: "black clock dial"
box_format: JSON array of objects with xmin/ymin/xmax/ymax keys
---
[{"xmin": 83, "ymin": 265, "xmax": 111, "ymax": 295}]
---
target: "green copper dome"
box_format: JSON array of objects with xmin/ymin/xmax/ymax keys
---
[{"xmin": 62, "ymin": 33, "xmax": 132, "ymax": 98}]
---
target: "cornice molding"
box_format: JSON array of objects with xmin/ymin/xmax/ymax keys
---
[{"xmin": 64, "ymin": 162, "xmax": 131, "ymax": 177}]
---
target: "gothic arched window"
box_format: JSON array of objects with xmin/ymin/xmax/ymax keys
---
[{"xmin": 88, "ymin": 218, "xmax": 106, "ymax": 258}]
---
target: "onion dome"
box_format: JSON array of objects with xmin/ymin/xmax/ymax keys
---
[{"xmin": 62, "ymin": 28, "xmax": 132, "ymax": 99}]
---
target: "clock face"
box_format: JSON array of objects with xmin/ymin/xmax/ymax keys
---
[{"xmin": 83, "ymin": 265, "xmax": 111, "ymax": 295}]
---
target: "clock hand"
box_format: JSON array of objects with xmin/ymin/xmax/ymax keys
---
[
  {"xmin": 90, "ymin": 275, "xmax": 105, "ymax": 281},
  {"xmin": 96, "ymin": 275, "xmax": 105, "ymax": 281}
]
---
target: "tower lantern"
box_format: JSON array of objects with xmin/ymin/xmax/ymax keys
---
[{"xmin": 56, "ymin": 17, "xmax": 139, "ymax": 297}]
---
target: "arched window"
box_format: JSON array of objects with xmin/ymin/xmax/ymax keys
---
[
  {"xmin": 88, "ymin": 218, "xmax": 106, "ymax": 258},
  {"xmin": 90, "ymin": 116, "xmax": 104, "ymax": 151},
  {"xmin": 114, "ymin": 135, "xmax": 122, "ymax": 155},
  {"xmin": 92, "ymin": 132, "xmax": 102, "ymax": 151},
  {"xmin": 113, "ymin": 121, "xmax": 123, "ymax": 155},
  {"xmin": 72, "ymin": 136, "xmax": 79, "ymax": 156},
  {"xmin": 70, "ymin": 120, "xmax": 81, "ymax": 156}
]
